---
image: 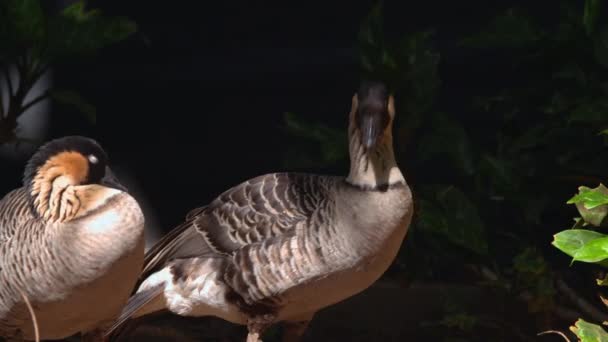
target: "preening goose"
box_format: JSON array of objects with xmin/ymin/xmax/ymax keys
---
[
  {"xmin": 108, "ymin": 81, "xmax": 414, "ymax": 342},
  {"xmin": 0, "ymin": 136, "xmax": 146, "ymax": 341}
]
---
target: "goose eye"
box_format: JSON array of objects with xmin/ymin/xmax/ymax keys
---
[{"xmin": 88, "ymin": 155, "xmax": 99, "ymax": 164}]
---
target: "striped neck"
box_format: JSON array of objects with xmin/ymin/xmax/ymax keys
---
[{"xmin": 345, "ymin": 122, "xmax": 405, "ymax": 190}]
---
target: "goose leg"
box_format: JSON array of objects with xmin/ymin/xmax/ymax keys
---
[
  {"xmin": 246, "ymin": 314, "xmax": 276, "ymax": 342},
  {"xmin": 282, "ymin": 312, "xmax": 314, "ymax": 342}
]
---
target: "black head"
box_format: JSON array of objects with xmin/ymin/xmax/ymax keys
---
[
  {"xmin": 355, "ymin": 81, "xmax": 392, "ymax": 148},
  {"xmin": 23, "ymin": 135, "xmax": 126, "ymax": 194}
]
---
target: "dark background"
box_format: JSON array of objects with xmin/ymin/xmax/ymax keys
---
[{"xmin": 1, "ymin": 0, "xmax": 533, "ymax": 231}]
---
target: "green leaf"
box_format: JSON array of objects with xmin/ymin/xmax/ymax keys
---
[
  {"xmin": 572, "ymin": 237, "xmax": 608, "ymax": 265},
  {"xmin": 567, "ymin": 184, "xmax": 608, "ymax": 226},
  {"xmin": 438, "ymin": 313, "xmax": 478, "ymax": 332},
  {"xmin": 49, "ymin": 89, "xmax": 96, "ymax": 123},
  {"xmin": 417, "ymin": 186, "xmax": 488, "ymax": 255},
  {"xmin": 358, "ymin": 1, "xmax": 385, "ymax": 74},
  {"xmin": 597, "ymin": 274, "xmax": 608, "ymax": 286},
  {"xmin": 570, "ymin": 318, "xmax": 608, "ymax": 341},
  {"xmin": 567, "ymin": 185, "xmax": 608, "ymax": 209},
  {"xmin": 569, "ymin": 99, "xmax": 608, "ymax": 124},
  {"xmin": 61, "ymin": 1, "xmax": 102, "ymax": 22},
  {"xmin": 282, "ymin": 112, "xmax": 347, "ymax": 169},
  {"xmin": 417, "ymin": 114, "xmax": 475, "ymax": 176},
  {"xmin": 459, "ymin": 8, "xmax": 543, "ymax": 49},
  {"xmin": 513, "ymin": 247, "xmax": 551, "ymax": 277},
  {"xmin": 0, "ymin": 0, "xmax": 45, "ymax": 58},
  {"xmin": 552, "ymin": 229, "xmax": 606, "ymax": 258},
  {"xmin": 584, "ymin": 0, "xmax": 601, "ymax": 35},
  {"xmin": 45, "ymin": 1, "xmax": 137, "ymax": 60}
]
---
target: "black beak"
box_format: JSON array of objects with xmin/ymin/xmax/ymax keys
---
[
  {"xmin": 360, "ymin": 114, "xmax": 383, "ymax": 149},
  {"xmin": 101, "ymin": 166, "xmax": 128, "ymax": 192}
]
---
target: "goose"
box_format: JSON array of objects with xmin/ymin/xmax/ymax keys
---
[
  {"xmin": 0, "ymin": 136, "xmax": 146, "ymax": 341},
  {"xmin": 107, "ymin": 81, "xmax": 414, "ymax": 342}
]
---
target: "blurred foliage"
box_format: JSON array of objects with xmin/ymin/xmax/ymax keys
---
[
  {"xmin": 0, "ymin": 0, "xmax": 136, "ymax": 145},
  {"xmin": 283, "ymin": 0, "xmax": 608, "ymax": 339}
]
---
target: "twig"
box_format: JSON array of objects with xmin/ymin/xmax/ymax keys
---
[
  {"xmin": 557, "ymin": 278, "xmax": 608, "ymax": 323},
  {"xmin": 538, "ymin": 330, "xmax": 572, "ymax": 342},
  {"xmin": 17, "ymin": 288, "xmax": 39, "ymax": 342}
]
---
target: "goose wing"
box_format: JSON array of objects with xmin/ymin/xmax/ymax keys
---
[{"xmin": 139, "ymin": 172, "xmax": 333, "ymax": 280}]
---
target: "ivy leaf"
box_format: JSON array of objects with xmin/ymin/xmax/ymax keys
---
[
  {"xmin": 417, "ymin": 186, "xmax": 488, "ymax": 255},
  {"xmin": 570, "ymin": 318, "xmax": 608, "ymax": 341},
  {"xmin": 552, "ymin": 229, "xmax": 606, "ymax": 259},
  {"xmin": 567, "ymin": 184, "xmax": 608, "ymax": 226},
  {"xmin": 572, "ymin": 237, "xmax": 608, "ymax": 265},
  {"xmin": 49, "ymin": 89, "xmax": 96, "ymax": 123}
]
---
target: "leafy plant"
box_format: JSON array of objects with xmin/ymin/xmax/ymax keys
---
[
  {"xmin": 553, "ymin": 185, "xmax": 608, "ymax": 340},
  {"xmin": 0, "ymin": 0, "xmax": 137, "ymax": 145}
]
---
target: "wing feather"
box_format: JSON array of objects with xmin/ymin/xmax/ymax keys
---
[{"xmin": 138, "ymin": 173, "xmax": 335, "ymax": 285}]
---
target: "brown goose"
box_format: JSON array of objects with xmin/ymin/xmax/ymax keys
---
[
  {"xmin": 0, "ymin": 136, "xmax": 146, "ymax": 341},
  {"xmin": 108, "ymin": 81, "xmax": 414, "ymax": 342}
]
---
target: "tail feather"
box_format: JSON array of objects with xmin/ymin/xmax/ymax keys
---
[{"xmin": 105, "ymin": 283, "xmax": 165, "ymax": 340}]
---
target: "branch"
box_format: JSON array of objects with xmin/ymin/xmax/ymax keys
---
[
  {"xmin": 537, "ymin": 330, "xmax": 572, "ymax": 342},
  {"xmin": 557, "ymin": 278, "xmax": 608, "ymax": 324},
  {"xmin": 19, "ymin": 91, "xmax": 50, "ymax": 115}
]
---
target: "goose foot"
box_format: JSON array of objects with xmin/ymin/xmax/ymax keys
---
[{"xmin": 246, "ymin": 313, "xmax": 275, "ymax": 342}]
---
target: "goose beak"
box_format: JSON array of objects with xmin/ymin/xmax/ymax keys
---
[
  {"xmin": 360, "ymin": 114, "xmax": 383, "ymax": 149},
  {"xmin": 101, "ymin": 166, "xmax": 128, "ymax": 192}
]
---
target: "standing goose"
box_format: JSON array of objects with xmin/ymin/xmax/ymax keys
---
[
  {"xmin": 108, "ymin": 81, "xmax": 414, "ymax": 342},
  {"xmin": 0, "ymin": 136, "xmax": 146, "ymax": 341}
]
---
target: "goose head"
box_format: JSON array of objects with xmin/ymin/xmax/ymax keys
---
[
  {"xmin": 23, "ymin": 135, "xmax": 127, "ymax": 222},
  {"xmin": 353, "ymin": 81, "xmax": 395, "ymax": 149}
]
